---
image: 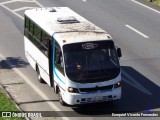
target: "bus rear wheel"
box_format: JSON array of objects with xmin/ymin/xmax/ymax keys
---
[{"xmin": 37, "ymin": 67, "xmax": 45, "ymax": 83}]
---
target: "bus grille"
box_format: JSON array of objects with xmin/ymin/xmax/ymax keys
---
[
  {"xmin": 80, "ymin": 95, "xmax": 113, "ymax": 104},
  {"xmin": 79, "ymin": 85, "xmax": 113, "ymax": 92}
]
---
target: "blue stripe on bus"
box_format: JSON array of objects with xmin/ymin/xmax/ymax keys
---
[
  {"xmin": 54, "ymin": 67, "xmax": 65, "ymax": 84},
  {"xmin": 52, "ymin": 40, "xmax": 65, "ymax": 84}
]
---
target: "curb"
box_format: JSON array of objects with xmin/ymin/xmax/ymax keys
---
[
  {"xmin": 0, "ymin": 85, "xmax": 30, "ymax": 120},
  {"xmin": 0, "ymin": 58, "xmax": 30, "ymax": 120}
]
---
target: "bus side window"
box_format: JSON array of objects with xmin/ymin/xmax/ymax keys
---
[
  {"xmin": 39, "ymin": 31, "xmax": 51, "ymax": 57},
  {"xmin": 32, "ymin": 24, "xmax": 41, "ymax": 47},
  {"xmin": 55, "ymin": 42, "xmax": 60, "ymax": 63},
  {"xmin": 41, "ymin": 31, "xmax": 50, "ymax": 49},
  {"xmin": 55, "ymin": 47, "xmax": 61, "ymax": 64},
  {"xmin": 24, "ymin": 17, "xmax": 29, "ymax": 38},
  {"xmin": 29, "ymin": 21, "xmax": 34, "ymax": 40},
  {"xmin": 33, "ymin": 24, "xmax": 41, "ymax": 41},
  {"xmin": 54, "ymin": 44, "xmax": 64, "ymax": 75},
  {"xmin": 24, "ymin": 17, "xmax": 34, "ymax": 42}
]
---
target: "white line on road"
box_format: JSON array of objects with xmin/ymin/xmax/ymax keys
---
[
  {"xmin": 82, "ymin": 0, "xmax": 87, "ymax": 2},
  {"xmin": 0, "ymin": 0, "xmax": 18, "ymax": 5},
  {"xmin": 34, "ymin": 0, "xmax": 43, "ymax": 7},
  {"xmin": 0, "ymin": 0, "xmax": 44, "ymax": 19},
  {"xmin": 0, "ymin": 0, "xmax": 35, "ymax": 5},
  {"xmin": 1, "ymin": 4, "xmax": 24, "ymax": 19},
  {"xmin": 131, "ymin": 0, "xmax": 160, "ymax": 14},
  {"xmin": 13, "ymin": 7, "xmax": 37, "ymax": 12},
  {"xmin": 125, "ymin": 24, "xmax": 149, "ymax": 38}
]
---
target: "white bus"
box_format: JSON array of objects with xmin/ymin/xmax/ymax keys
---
[{"xmin": 24, "ymin": 7, "xmax": 122, "ymax": 106}]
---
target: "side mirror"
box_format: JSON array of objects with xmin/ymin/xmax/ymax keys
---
[{"xmin": 117, "ymin": 48, "xmax": 122, "ymax": 58}]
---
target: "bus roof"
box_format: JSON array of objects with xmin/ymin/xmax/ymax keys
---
[{"xmin": 25, "ymin": 7, "xmax": 112, "ymax": 46}]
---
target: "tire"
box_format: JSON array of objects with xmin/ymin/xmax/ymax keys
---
[
  {"xmin": 37, "ymin": 67, "xmax": 45, "ymax": 83},
  {"xmin": 58, "ymin": 88, "xmax": 66, "ymax": 106}
]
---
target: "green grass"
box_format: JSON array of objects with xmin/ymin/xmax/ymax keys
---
[
  {"xmin": 153, "ymin": 0, "xmax": 160, "ymax": 7},
  {"xmin": 145, "ymin": 0, "xmax": 160, "ymax": 7},
  {"xmin": 0, "ymin": 90, "xmax": 24, "ymax": 120}
]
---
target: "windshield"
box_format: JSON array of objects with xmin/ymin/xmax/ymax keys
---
[{"xmin": 63, "ymin": 41, "xmax": 120, "ymax": 83}]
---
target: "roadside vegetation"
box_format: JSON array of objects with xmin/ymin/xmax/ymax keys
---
[
  {"xmin": 145, "ymin": 0, "xmax": 160, "ymax": 7},
  {"xmin": 0, "ymin": 89, "xmax": 24, "ymax": 120}
]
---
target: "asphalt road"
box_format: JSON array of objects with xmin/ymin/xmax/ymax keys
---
[{"xmin": 0, "ymin": 0, "xmax": 160, "ymax": 119}]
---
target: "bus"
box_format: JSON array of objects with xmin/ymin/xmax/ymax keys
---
[{"xmin": 24, "ymin": 7, "xmax": 122, "ymax": 106}]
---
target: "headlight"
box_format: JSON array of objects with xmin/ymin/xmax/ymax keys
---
[
  {"xmin": 68, "ymin": 87, "xmax": 79, "ymax": 93},
  {"xmin": 114, "ymin": 81, "xmax": 122, "ymax": 88}
]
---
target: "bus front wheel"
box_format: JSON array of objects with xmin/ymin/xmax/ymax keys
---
[{"xmin": 58, "ymin": 88, "xmax": 66, "ymax": 106}]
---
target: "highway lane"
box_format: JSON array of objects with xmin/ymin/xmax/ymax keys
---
[{"xmin": 0, "ymin": 0, "xmax": 160, "ymax": 119}]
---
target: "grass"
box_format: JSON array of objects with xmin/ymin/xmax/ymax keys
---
[
  {"xmin": 145, "ymin": 0, "xmax": 160, "ymax": 7},
  {"xmin": 153, "ymin": 0, "xmax": 160, "ymax": 7},
  {"xmin": 0, "ymin": 89, "xmax": 24, "ymax": 120}
]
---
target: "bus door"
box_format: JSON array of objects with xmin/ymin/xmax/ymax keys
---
[{"xmin": 52, "ymin": 40, "xmax": 66, "ymax": 92}]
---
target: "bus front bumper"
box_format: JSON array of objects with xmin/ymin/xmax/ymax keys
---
[{"xmin": 62, "ymin": 87, "xmax": 121, "ymax": 105}]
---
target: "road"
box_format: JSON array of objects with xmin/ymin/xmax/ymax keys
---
[{"xmin": 0, "ymin": 0, "xmax": 160, "ymax": 119}]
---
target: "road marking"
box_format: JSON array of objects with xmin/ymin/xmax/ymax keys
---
[
  {"xmin": 0, "ymin": 0, "xmax": 43, "ymax": 19},
  {"xmin": 13, "ymin": 7, "xmax": 37, "ymax": 12},
  {"xmin": 125, "ymin": 24, "xmax": 149, "ymax": 38},
  {"xmin": 122, "ymin": 69, "xmax": 152, "ymax": 95},
  {"xmin": 1, "ymin": 4, "xmax": 24, "ymax": 19},
  {"xmin": 34, "ymin": 0, "xmax": 43, "ymax": 7},
  {"xmin": 131, "ymin": 0, "xmax": 160, "ymax": 14},
  {"xmin": 82, "ymin": 0, "xmax": 87, "ymax": 2},
  {"xmin": 0, "ymin": 0, "xmax": 18, "ymax": 5},
  {"xmin": 0, "ymin": 0, "xmax": 36, "ymax": 5}
]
